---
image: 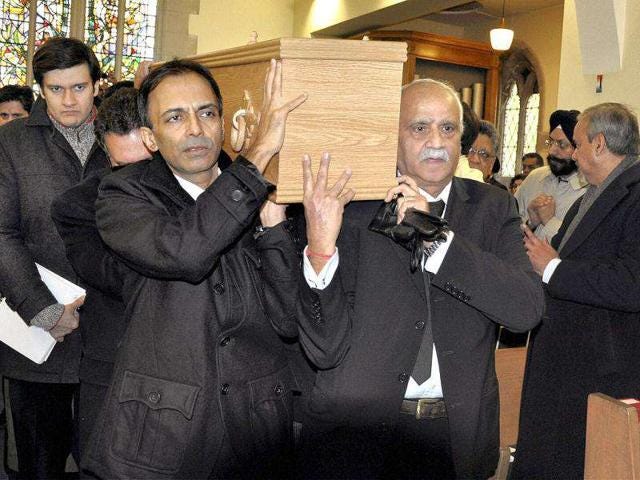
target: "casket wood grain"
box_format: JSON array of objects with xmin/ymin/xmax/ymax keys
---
[{"xmin": 188, "ymin": 38, "xmax": 407, "ymax": 203}]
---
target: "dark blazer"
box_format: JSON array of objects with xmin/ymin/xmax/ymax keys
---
[
  {"xmin": 512, "ymin": 160, "xmax": 640, "ymax": 479},
  {"xmin": 298, "ymin": 177, "xmax": 544, "ymax": 479},
  {"xmin": 0, "ymin": 98, "xmax": 108, "ymax": 383},
  {"xmin": 83, "ymin": 154, "xmax": 300, "ymax": 478}
]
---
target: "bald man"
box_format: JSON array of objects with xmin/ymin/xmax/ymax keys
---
[{"xmin": 296, "ymin": 79, "xmax": 543, "ymax": 479}]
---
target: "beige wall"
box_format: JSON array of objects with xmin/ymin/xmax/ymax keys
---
[
  {"xmin": 293, "ymin": 0, "xmax": 405, "ymax": 37},
  {"xmin": 190, "ymin": 0, "xmax": 295, "ymax": 54},
  {"xmin": 557, "ymin": 0, "xmax": 640, "ymax": 111},
  {"xmin": 506, "ymin": 5, "xmax": 563, "ymax": 134}
]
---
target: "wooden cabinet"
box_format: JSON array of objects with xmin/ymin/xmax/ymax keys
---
[
  {"xmin": 359, "ymin": 31, "xmax": 500, "ymax": 124},
  {"xmin": 187, "ymin": 38, "xmax": 407, "ymax": 203}
]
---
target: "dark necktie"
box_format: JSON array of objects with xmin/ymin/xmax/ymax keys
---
[
  {"xmin": 410, "ymin": 200, "xmax": 445, "ymax": 384},
  {"xmin": 429, "ymin": 199, "xmax": 445, "ymax": 218}
]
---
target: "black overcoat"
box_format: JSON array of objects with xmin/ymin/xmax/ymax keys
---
[
  {"xmin": 83, "ymin": 154, "xmax": 300, "ymax": 478},
  {"xmin": 0, "ymin": 98, "xmax": 108, "ymax": 383},
  {"xmin": 512, "ymin": 160, "xmax": 640, "ymax": 479}
]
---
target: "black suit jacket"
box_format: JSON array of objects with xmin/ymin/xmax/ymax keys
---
[
  {"xmin": 298, "ymin": 177, "xmax": 544, "ymax": 478},
  {"xmin": 513, "ymin": 160, "xmax": 640, "ymax": 479}
]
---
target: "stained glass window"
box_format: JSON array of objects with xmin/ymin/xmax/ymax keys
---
[
  {"xmin": 0, "ymin": 0, "xmax": 71, "ymax": 86},
  {"xmin": 501, "ymin": 83, "xmax": 521, "ymax": 177},
  {"xmin": 0, "ymin": 0, "xmax": 31, "ymax": 86},
  {"xmin": 523, "ymin": 93, "xmax": 540, "ymax": 154},
  {"xmin": 35, "ymin": 1, "xmax": 70, "ymax": 47},
  {"xmin": 121, "ymin": 0, "xmax": 156, "ymax": 79},
  {"xmin": 1, "ymin": 0, "xmax": 157, "ymax": 86},
  {"xmin": 85, "ymin": 0, "xmax": 156, "ymax": 83}
]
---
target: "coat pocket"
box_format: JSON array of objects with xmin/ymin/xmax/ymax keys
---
[
  {"xmin": 248, "ymin": 365, "xmax": 294, "ymax": 456},
  {"xmin": 110, "ymin": 371, "xmax": 201, "ymax": 473}
]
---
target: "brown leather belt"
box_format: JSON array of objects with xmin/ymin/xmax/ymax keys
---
[{"xmin": 401, "ymin": 398, "xmax": 447, "ymax": 420}]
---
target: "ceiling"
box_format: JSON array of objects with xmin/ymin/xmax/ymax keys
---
[
  {"xmin": 313, "ymin": 0, "xmax": 564, "ymax": 37},
  {"xmin": 450, "ymin": 0, "xmax": 564, "ymax": 17}
]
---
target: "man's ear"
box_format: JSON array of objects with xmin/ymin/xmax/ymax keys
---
[
  {"xmin": 594, "ymin": 132, "xmax": 607, "ymax": 155},
  {"xmin": 140, "ymin": 126, "xmax": 159, "ymax": 152},
  {"xmin": 93, "ymin": 81, "xmax": 100, "ymax": 97}
]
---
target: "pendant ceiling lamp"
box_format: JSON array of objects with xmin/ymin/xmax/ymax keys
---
[{"xmin": 490, "ymin": 0, "xmax": 514, "ymax": 51}]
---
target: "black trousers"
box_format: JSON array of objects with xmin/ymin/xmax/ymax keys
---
[
  {"xmin": 299, "ymin": 415, "xmax": 455, "ymax": 479},
  {"xmin": 5, "ymin": 378, "xmax": 77, "ymax": 480}
]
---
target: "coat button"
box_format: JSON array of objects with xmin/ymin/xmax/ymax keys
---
[
  {"xmin": 147, "ymin": 391, "xmax": 161, "ymax": 403},
  {"xmin": 231, "ymin": 189, "xmax": 244, "ymax": 202},
  {"xmin": 274, "ymin": 384, "xmax": 284, "ymax": 395},
  {"xmin": 415, "ymin": 321, "xmax": 425, "ymax": 330},
  {"xmin": 398, "ymin": 372, "xmax": 409, "ymax": 383},
  {"xmin": 213, "ymin": 282, "xmax": 225, "ymax": 295},
  {"xmin": 220, "ymin": 336, "xmax": 231, "ymax": 347},
  {"xmin": 221, "ymin": 383, "xmax": 230, "ymax": 395}
]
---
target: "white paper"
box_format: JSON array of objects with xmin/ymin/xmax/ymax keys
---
[{"xmin": 0, "ymin": 264, "xmax": 85, "ymax": 364}]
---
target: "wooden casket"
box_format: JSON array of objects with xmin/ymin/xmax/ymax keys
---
[{"xmin": 188, "ymin": 38, "xmax": 407, "ymax": 203}]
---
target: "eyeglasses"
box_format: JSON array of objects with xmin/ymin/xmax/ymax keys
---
[
  {"xmin": 468, "ymin": 147, "xmax": 495, "ymax": 161},
  {"xmin": 544, "ymin": 138, "xmax": 573, "ymax": 150}
]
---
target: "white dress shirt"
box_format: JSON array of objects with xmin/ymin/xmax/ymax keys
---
[
  {"xmin": 303, "ymin": 181, "xmax": 456, "ymax": 398},
  {"xmin": 515, "ymin": 166, "xmax": 588, "ymax": 242}
]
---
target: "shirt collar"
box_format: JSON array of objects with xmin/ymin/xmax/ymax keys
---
[
  {"xmin": 173, "ymin": 166, "xmax": 222, "ymax": 200},
  {"xmin": 561, "ymin": 170, "xmax": 589, "ymax": 190},
  {"xmin": 418, "ymin": 180, "xmax": 452, "ymax": 204}
]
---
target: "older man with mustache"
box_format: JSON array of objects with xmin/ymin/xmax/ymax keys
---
[{"xmin": 295, "ymin": 78, "xmax": 543, "ymax": 479}]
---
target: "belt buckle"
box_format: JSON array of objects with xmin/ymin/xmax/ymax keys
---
[{"xmin": 416, "ymin": 398, "xmax": 443, "ymax": 420}]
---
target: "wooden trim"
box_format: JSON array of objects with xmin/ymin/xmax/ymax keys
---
[
  {"xmin": 361, "ymin": 30, "xmax": 499, "ymax": 69},
  {"xmin": 484, "ymin": 66, "xmax": 499, "ymax": 124},
  {"xmin": 188, "ymin": 38, "xmax": 407, "ymax": 68},
  {"xmin": 360, "ymin": 30, "xmax": 500, "ymax": 122}
]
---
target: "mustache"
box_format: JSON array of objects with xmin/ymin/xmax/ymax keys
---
[
  {"xmin": 419, "ymin": 148, "xmax": 450, "ymax": 162},
  {"xmin": 180, "ymin": 137, "xmax": 214, "ymax": 151}
]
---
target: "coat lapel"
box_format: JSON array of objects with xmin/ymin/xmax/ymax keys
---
[
  {"xmin": 140, "ymin": 154, "xmax": 195, "ymax": 208},
  {"xmin": 139, "ymin": 150, "xmax": 235, "ymax": 208},
  {"xmin": 386, "ymin": 178, "xmax": 470, "ymax": 301},
  {"xmin": 559, "ymin": 164, "xmax": 640, "ymax": 257},
  {"xmin": 444, "ymin": 177, "xmax": 471, "ymax": 230}
]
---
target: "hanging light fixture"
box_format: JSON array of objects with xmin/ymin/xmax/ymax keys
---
[{"xmin": 490, "ymin": 0, "xmax": 514, "ymax": 51}]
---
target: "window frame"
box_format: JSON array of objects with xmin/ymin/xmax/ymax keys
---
[{"xmin": 498, "ymin": 49, "xmax": 540, "ymax": 177}]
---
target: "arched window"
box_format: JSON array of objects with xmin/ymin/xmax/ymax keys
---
[
  {"xmin": 0, "ymin": 0, "xmax": 157, "ymax": 86},
  {"xmin": 501, "ymin": 82, "xmax": 520, "ymax": 176},
  {"xmin": 498, "ymin": 49, "xmax": 540, "ymax": 177}
]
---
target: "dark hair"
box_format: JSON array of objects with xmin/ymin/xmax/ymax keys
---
[
  {"xmin": 137, "ymin": 59, "xmax": 223, "ymax": 128},
  {"xmin": 510, "ymin": 173, "xmax": 526, "ymax": 190},
  {"xmin": 94, "ymin": 88, "xmax": 143, "ymax": 146},
  {"xmin": 103, "ymin": 80, "xmax": 135, "ymax": 100},
  {"xmin": 32, "ymin": 37, "xmax": 101, "ymax": 86},
  {"xmin": 0, "ymin": 85, "xmax": 34, "ymax": 113},
  {"xmin": 461, "ymin": 101, "xmax": 480, "ymax": 156},
  {"xmin": 521, "ymin": 152, "xmax": 543, "ymax": 167}
]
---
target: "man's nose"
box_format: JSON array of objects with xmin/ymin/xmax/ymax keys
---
[
  {"xmin": 186, "ymin": 112, "xmax": 204, "ymax": 136},
  {"xmin": 62, "ymin": 89, "xmax": 75, "ymax": 106},
  {"xmin": 423, "ymin": 124, "xmax": 442, "ymax": 147}
]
